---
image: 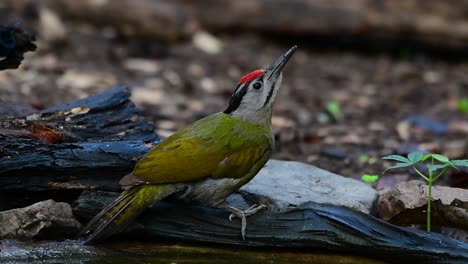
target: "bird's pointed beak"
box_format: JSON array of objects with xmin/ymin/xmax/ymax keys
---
[{"xmin": 266, "ymin": 45, "xmax": 297, "ymax": 81}]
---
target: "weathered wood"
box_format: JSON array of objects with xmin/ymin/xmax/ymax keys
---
[
  {"xmin": 0, "ymin": 87, "xmax": 158, "ymax": 192},
  {"xmin": 53, "ymin": 0, "xmax": 193, "ymax": 41},
  {"xmin": 74, "ymin": 191, "xmax": 468, "ymax": 264}
]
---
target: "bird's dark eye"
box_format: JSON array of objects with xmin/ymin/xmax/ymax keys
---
[{"xmin": 252, "ymin": 81, "xmax": 263, "ymax": 90}]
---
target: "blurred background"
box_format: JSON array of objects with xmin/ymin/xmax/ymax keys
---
[{"xmin": 1, "ymin": 0, "xmax": 467, "ymax": 190}]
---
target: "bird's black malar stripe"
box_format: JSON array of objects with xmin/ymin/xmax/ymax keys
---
[
  {"xmin": 224, "ymin": 81, "xmax": 251, "ymax": 114},
  {"xmin": 263, "ymin": 80, "xmax": 276, "ymax": 107}
]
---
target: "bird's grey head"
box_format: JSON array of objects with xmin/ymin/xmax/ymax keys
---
[{"xmin": 224, "ymin": 46, "xmax": 297, "ymax": 126}]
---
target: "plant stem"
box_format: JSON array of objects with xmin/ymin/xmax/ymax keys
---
[
  {"xmin": 427, "ymin": 178, "xmax": 432, "ymax": 232},
  {"xmin": 412, "ymin": 166, "xmax": 429, "ymax": 181},
  {"xmin": 426, "ymin": 157, "xmax": 434, "ymax": 232}
]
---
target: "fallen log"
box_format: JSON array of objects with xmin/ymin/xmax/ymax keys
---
[
  {"xmin": 52, "ymin": 0, "xmax": 194, "ymax": 42},
  {"xmin": 47, "ymin": 0, "xmax": 468, "ymax": 50},
  {"xmin": 1, "ymin": 87, "xmax": 467, "ymax": 263},
  {"xmin": 74, "ymin": 191, "xmax": 468, "ymax": 264},
  {"xmin": 0, "ymin": 87, "xmax": 158, "ymax": 193}
]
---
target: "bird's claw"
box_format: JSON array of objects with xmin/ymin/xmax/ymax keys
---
[
  {"xmin": 228, "ymin": 212, "xmax": 238, "ymax": 221},
  {"xmin": 227, "ymin": 204, "xmax": 267, "ymax": 240}
]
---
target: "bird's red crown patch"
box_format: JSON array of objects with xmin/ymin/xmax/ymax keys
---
[{"xmin": 239, "ymin": 69, "xmax": 264, "ymax": 84}]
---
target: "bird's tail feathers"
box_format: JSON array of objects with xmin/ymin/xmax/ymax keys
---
[{"xmin": 79, "ymin": 184, "xmax": 174, "ymax": 244}]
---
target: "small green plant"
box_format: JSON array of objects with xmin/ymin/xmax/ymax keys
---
[
  {"xmin": 316, "ymin": 100, "xmax": 342, "ymax": 123},
  {"xmin": 382, "ymin": 152, "xmax": 468, "ymax": 232},
  {"xmin": 458, "ymin": 97, "xmax": 468, "ymax": 113},
  {"xmin": 361, "ymin": 174, "xmax": 379, "ymax": 184},
  {"xmin": 359, "ymin": 154, "xmax": 370, "ymax": 163},
  {"xmin": 326, "ymin": 100, "xmax": 341, "ymax": 121}
]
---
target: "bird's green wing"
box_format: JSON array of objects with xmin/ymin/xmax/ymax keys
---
[
  {"xmin": 211, "ymin": 146, "xmax": 269, "ymax": 179},
  {"xmin": 132, "ymin": 113, "xmax": 272, "ymax": 184}
]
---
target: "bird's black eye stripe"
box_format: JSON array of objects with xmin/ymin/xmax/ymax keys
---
[
  {"xmin": 252, "ymin": 81, "xmax": 263, "ymax": 90},
  {"xmin": 224, "ymin": 81, "xmax": 250, "ymax": 114}
]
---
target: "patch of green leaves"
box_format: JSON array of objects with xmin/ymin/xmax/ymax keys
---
[
  {"xmin": 451, "ymin": 159, "xmax": 468, "ymax": 167},
  {"xmin": 316, "ymin": 100, "xmax": 343, "ymax": 123},
  {"xmin": 457, "ymin": 97, "xmax": 468, "ymax": 113},
  {"xmin": 381, "ymin": 152, "xmax": 424, "ymax": 170},
  {"xmin": 423, "ymin": 153, "xmax": 449, "ymax": 163},
  {"xmin": 382, "ymin": 153, "xmax": 467, "ymax": 173},
  {"xmin": 361, "ymin": 174, "xmax": 379, "ymax": 184},
  {"xmin": 382, "ymin": 152, "xmax": 468, "ymax": 232},
  {"xmin": 326, "ymin": 100, "xmax": 341, "ymax": 121}
]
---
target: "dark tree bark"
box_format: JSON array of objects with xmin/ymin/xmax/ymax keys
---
[{"xmin": 0, "ymin": 87, "xmax": 158, "ymax": 192}]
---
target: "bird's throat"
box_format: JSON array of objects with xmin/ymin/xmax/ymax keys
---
[{"xmin": 229, "ymin": 107, "xmax": 273, "ymax": 128}]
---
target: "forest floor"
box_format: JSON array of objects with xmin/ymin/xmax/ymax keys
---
[{"xmin": 1, "ymin": 10, "xmax": 467, "ymax": 192}]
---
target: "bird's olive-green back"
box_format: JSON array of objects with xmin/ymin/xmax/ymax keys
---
[{"xmin": 133, "ymin": 112, "xmax": 273, "ymax": 184}]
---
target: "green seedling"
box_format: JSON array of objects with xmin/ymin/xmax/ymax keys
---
[
  {"xmin": 458, "ymin": 97, "xmax": 468, "ymax": 113},
  {"xmin": 382, "ymin": 152, "xmax": 468, "ymax": 232},
  {"xmin": 316, "ymin": 100, "xmax": 342, "ymax": 123},
  {"xmin": 361, "ymin": 174, "xmax": 379, "ymax": 184},
  {"xmin": 326, "ymin": 100, "xmax": 341, "ymax": 121}
]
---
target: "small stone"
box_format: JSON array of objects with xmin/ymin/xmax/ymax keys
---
[
  {"xmin": 192, "ymin": 31, "xmax": 222, "ymax": 54},
  {"xmin": 368, "ymin": 121, "xmax": 386, "ymax": 131},
  {"xmin": 123, "ymin": 58, "xmax": 161, "ymax": 74},
  {"xmin": 200, "ymin": 77, "xmax": 216, "ymax": 93},
  {"xmin": 157, "ymin": 120, "xmax": 177, "ymax": 130},
  {"xmin": 448, "ymin": 121, "xmax": 468, "ymax": 134},
  {"xmin": 156, "ymin": 129, "xmax": 175, "ymax": 139},
  {"xmin": 57, "ymin": 70, "xmax": 117, "ymax": 91},
  {"xmin": 131, "ymin": 88, "xmax": 165, "ymax": 105},
  {"xmin": 0, "ymin": 200, "xmax": 81, "ymax": 240},
  {"xmin": 163, "ymin": 70, "xmax": 182, "ymax": 86},
  {"xmin": 423, "ymin": 70, "xmax": 441, "ymax": 84},
  {"xmin": 396, "ymin": 120, "xmax": 411, "ymax": 141},
  {"xmin": 272, "ymin": 116, "xmax": 296, "ymax": 129},
  {"xmin": 39, "ymin": 8, "xmax": 67, "ymax": 43},
  {"xmin": 70, "ymin": 106, "xmax": 90, "ymax": 115},
  {"xmin": 188, "ymin": 63, "xmax": 206, "ymax": 77},
  {"xmin": 443, "ymin": 140, "xmax": 467, "ymax": 159}
]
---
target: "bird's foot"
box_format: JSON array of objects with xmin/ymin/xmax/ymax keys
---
[{"xmin": 227, "ymin": 204, "xmax": 267, "ymax": 240}]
